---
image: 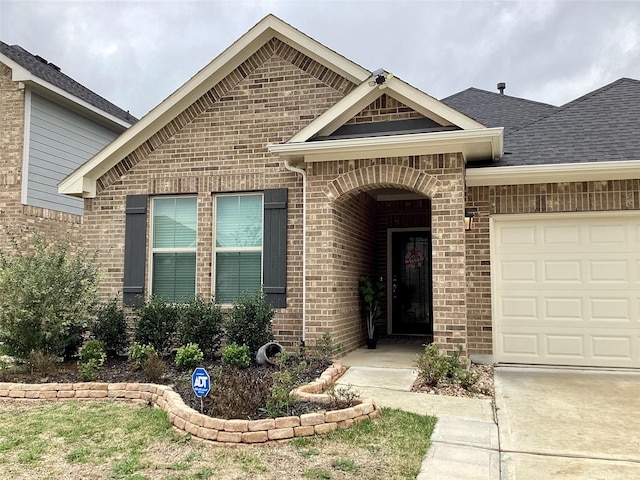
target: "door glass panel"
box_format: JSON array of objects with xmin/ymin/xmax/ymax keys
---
[{"xmin": 391, "ymin": 232, "xmax": 432, "ymax": 335}]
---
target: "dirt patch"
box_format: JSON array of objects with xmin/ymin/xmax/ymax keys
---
[{"xmin": 411, "ymin": 364, "xmax": 494, "ymax": 399}]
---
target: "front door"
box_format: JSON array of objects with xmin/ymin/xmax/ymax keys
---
[{"xmin": 389, "ymin": 230, "xmax": 432, "ymax": 335}]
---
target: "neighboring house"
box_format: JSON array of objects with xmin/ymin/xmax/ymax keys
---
[
  {"xmin": 0, "ymin": 41, "xmax": 136, "ymax": 249},
  {"xmin": 60, "ymin": 15, "xmax": 639, "ymax": 368}
]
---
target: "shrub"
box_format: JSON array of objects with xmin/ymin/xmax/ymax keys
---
[
  {"xmin": 176, "ymin": 297, "xmax": 224, "ymax": 358},
  {"xmin": 175, "ymin": 343, "xmax": 204, "ymax": 370},
  {"xmin": 306, "ymin": 333, "xmax": 342, "ymax": 366},
  {"xmin": 143, "ymin": 352, "xmax": 166, "ymax": 382},
  {"xmin": 326, "ymin": 384, "xmax": 361, "ymax": 409},
  {"xmin": 134, "ymin": 296, "xmax": 178, "ymax": 354},
  {"xmin": 415, "ymin": 343, "xmax": 479, "ymax": 392},
  {"xmin": 225, "ymin": 291, "xmax": 274, "ymax": 357},
  {"xmin": 205, "ymin": 366, "xmax": 272, "ymax": 419},
  {"xmin": 0, "ymin": 235, "xmax": 99, "ymax": 359},
  {"xmin": 129, "ymin": 343, "xmax": 156, "ymax": 371},
  {"xmin": 26, "ymin": 350, "xmax": 58, "ymax": 377},
  {"xmin": 221, "ymin": 343, "xmax": 251, "ymax": 369},
  {"xmin": 78, "ymin": 340, "xmax": 106, "ymax": 381},
  {"xmin": 262, "ymin": 352, "xmax": 308, "ymax": 418},
  {"xmin": 92, "ymin": 299, "xmax": 128, "ymax": 357}
]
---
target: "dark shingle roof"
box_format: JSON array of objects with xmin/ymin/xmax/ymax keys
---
[
  {"xmin": 496, "ymin": 78, "xmax": 640, "ymax": 166},
  {"xmin": 1, "ymin": 41, "xmax": 137, "ymax": 124},
  {"xmin": 441, "ymin": 87, "xmax": 558, "ymax": 134}
]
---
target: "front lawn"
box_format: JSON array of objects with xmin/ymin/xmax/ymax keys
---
[{"xmin": 0, "ymin": 401, "xmax": 436, "ymax": 479}]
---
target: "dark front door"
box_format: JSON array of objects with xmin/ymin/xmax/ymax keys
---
[{"xmin": 390, "ymin": 231, "xmax": 432, "ymax": 335}]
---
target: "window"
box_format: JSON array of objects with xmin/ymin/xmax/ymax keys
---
[
  {"xmin": 214, "ymin": 194, "xmax": 263, "ymax": 303},
  {"xmin": 151, "ymin": 196, "xmax": 197, "ymax": 302}
]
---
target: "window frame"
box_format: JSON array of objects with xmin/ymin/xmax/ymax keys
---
[
  {"xmin": 212, "ymin": 192, "xmax": 264, "ymax": 305},
  {"xmin": 149, "ymin": 195, "xmax": 198, "ymax": 302}
]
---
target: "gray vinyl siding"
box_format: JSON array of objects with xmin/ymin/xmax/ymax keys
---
[{"xmin": 26, "ymin": 93, "xmax": 120, "ymax": 215}]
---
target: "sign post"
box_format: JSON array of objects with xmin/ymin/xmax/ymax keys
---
[{"xmin": 191, "ymin": 367, "xmax": 210, "ymax": 413}]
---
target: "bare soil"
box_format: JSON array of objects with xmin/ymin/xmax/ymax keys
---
[{"xmin": 411, "ymin": 364, "xmax": 494, "ymax": 399}]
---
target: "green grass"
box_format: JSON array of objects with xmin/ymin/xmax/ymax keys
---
[{"xmin": 0, "ymin": 402, "xmax": 436, "ymax": 479}]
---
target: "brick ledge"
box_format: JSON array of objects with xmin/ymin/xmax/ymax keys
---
[{"xmin": 0, "ymin": 362, "xmax": 381, "ymax": 444}]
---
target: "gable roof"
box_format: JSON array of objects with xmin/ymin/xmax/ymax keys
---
[
  {"xmin": 495, "ymin": 78, "xmax": 640, "ymax": 167},
  {"xmin": 0, "ymin": 41, "xmax": 137, "ymax": 126},
  {"xmin": 59, "ymin": 14, "xmax": 372, "ymax": 198},
  {"xmin": 269, "ymin": 72, "xmax": 503, "ymax": 164},
  {"xmin": 441, "ymin": 87, "xmax": 558, "ymax": 134}
]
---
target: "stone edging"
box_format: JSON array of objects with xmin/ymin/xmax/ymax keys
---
[{"xmin": 0, "ymin": 362, "xmax": 381, "ymax": 444}]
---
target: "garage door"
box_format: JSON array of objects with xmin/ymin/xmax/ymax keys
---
[{"xmin": 492, "ymin": 212, "xmax": 640, "ymax": 368}]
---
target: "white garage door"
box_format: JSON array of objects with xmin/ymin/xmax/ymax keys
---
[{"xmin": 492, "ymin": 212, "xmax": 640, "ymax": 368}]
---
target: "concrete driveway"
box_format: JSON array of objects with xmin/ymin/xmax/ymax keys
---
[{"xmin": 495, "ymin": 367, "xmax": 640, "ymax": 479}]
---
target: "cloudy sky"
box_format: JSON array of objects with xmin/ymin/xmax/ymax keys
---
[{"xmin": 2, "ymin": 0, "xmax": 639, "ymax": 119}]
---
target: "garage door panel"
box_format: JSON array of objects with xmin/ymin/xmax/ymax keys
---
[{"xmin": 493, "ymin": 213, "xmax": 640, "ymax": 368}]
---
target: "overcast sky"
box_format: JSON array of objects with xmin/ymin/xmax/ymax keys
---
[{"xmin": 2, "ymin": 0, "xmax": 639, "ymax": 119}]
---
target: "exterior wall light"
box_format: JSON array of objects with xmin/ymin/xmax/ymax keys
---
[{"xmin": 464, "ymin": 210, "xmax": 474, "ymax": 231}]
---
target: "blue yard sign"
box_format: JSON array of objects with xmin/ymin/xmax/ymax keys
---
[{"xmin": 192, "ymin": 367, "xmax": 210, "ymax": 398}]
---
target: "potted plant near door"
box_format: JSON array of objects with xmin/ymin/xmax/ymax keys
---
[{"xmin": 358, "ymin": 276, "xmax": 385, "ymax": 349}]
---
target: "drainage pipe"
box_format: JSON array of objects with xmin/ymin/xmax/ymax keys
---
[{"xmin": 283, "ymin": 160, "xmax": 307, "ymax": 344}]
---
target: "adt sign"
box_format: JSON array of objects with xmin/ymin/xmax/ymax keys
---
[{"xmin": 191, "ymin": 367, "xmax": 210, "ymax": 397}]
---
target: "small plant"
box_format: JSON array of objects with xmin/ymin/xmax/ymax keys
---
[
  {"xmin": 358, "ymin": 276, "xmax": 385, "ymax": 340},
  {"xmin": 129, "ymin": 343, "xmax": 156, "ymax": 371},
  {"xmin": 92, "ymin": 299, "xmax": 129, "ymax": 357},
  {"xmin": 226, "ymin": 291, "xmax": 274, "ymax": 357},
  {"xmin": 176, "ymin": 297, "xmax": 224, "ymax": 359},
  {"xmin": 306, "ymin": 332, "xmax": 342, "ymax": 366},
  {"xmin": 221, "ymin": 343, "xmax": 251, "ymax": 369},
  {"xmin": 134, "ymin": 296, "xmax": 178, "ymax": 354},
  {"xmin": 205, "ymin": 365, "xmax": 272, "ymax": 420},
  {"xmin": 26, "ymin": 350, "xmax": 58, "ymax": 377},
  {"xmin": 143, "ymin": 352, "xmax": 166, "ymax": 382},
  {"xmin": 77, "ymin": 340, "xmax": 106, "ymax": 381},
  {"xmin": 175, "ymin": 343, "xmax": 204, "ymax": 370},
  {"xmin": 326, "ymin": 383, "xmax": 361, "ymax": 409},
  {"xmin": 262, "ymin": 352, "xmax": 308, "ymax": 418},
  {"xmin": 415, "ymin": 343, "xmax": 479, "ymax": 392}
]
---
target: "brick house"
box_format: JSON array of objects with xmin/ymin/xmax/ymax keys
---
[
  {"xmin": 0, "ymin": 41, "xmax": 135, "ymax": 249},
  {"xmin": 60, "ymin": 15, "xmax": 640, "ymax": 368}
]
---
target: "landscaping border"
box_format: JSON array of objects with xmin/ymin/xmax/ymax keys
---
[{"xmin": 0, "ymin": 362, "xmax": 381, "ymax": 444}]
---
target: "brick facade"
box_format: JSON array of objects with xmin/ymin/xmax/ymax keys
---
[{"xmin": 0, "ymin": 63, "xmax": 83, "ymax": 251}]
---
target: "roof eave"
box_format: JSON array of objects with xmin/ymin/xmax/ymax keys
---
[
  {"xmin": 269, "ymin": 127, "xmax": 504, "ymax": 164},
  {"xmin": 466, "ymin": 160, "xmax": 640, "ymax": 186},
  {"xmin": 2, "ymin": 53, "xmax": 132, "ymax": 130}
]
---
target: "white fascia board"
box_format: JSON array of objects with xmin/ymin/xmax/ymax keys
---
[
  {"xmin": 2, "ymin": 54, "xmax": 132, "ymax": 129},
  {"xmin": 269, "ymin": 127, "xmax": 503, "ymax": 164},
  {"xmin": 288, "ymin": 75, "xmax": 486, "ymax": 143},
  {"xmin": 466, "ymin": 160, "xmax": 640, "ymax": 186},
  {"xmin": 59, "ymin": 15, "xmax": 369, "ymax": 198}
]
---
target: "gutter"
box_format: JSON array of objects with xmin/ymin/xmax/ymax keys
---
[{"xmin": 283, "ymin": 160, "xmax": 308, "ymax": 346}]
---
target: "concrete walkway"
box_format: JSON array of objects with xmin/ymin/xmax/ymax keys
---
[{"xmin": 337, "ymin": 343, "xmax": 498, "ymax": 479}]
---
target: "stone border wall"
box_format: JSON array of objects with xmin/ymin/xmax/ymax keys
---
[{"xmin": 0, "ymin": 363, "xmax": 381, "ymax": 444}]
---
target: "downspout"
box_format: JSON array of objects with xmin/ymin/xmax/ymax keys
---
[{"xmin": 283, "ymin": 160, "xmax": 307, "ymax": 345}]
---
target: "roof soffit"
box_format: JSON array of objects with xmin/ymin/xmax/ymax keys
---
[{"xmin": 59, "ymin": 14, "xmax": 370, "ymax": 197}]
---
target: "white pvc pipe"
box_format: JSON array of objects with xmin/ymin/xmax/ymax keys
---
[{"xmin": 283, "ymin": 160, "xmax": 307, "ymax": 343}]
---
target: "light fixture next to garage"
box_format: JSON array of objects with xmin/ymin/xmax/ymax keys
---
[{"xmin": 369, "ymin": 68, "xmax": 393, "ymax": 90}]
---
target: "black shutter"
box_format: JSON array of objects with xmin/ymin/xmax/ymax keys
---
[
  {"xmin": 123, "ymin": 194, "xmax": 148, "ymax": 306},
  {"xmin": 263, "ymin": 188, "xmax": 287, "ymax": 308}
]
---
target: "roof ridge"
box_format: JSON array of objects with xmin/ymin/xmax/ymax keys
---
[
  {"xmin": 506, "ymin": 77, "xmax": 636, "ymax": 137},
  {"xmin": 442, "ymin": 86, "xmax": 558, "ymax": 109}
]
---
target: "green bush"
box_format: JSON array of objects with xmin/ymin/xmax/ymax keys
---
[
  {"xmin": 175, "ymin": 343, "xmax": 204, "ymax": 370},
  {"xmin": 92, "ymin": 299, "xmax": 128, "ymax": 357},
  {"xmin": 225, "ymin": 291, "xmax": 274, "ymax": 357},
  {"xmin": 129, "ymin": 343, "xmax": 156, "ymax": 371},
  {"xmin": 176, "ymin": 297, "xmax": 224, "ymax": 358},
  {"xmin": 415, "ymin": 343, "xmax": 479, "ymax": 392},
  {"xmin": 0, "ymin": 235, "xmax": 99, "ymax": 360},
  {"xmin": 134, "ymin": 296, "xmax": 178, "ymax": 354},
  {"xmin": 221, "ymin": 343, "xmax": 251, "ymax": 369},
  {"xmin": 78, "ymin": 340, "xmax": 106, "ymax": 381}
]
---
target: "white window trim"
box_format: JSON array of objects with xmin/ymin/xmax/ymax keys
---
[
  {"xmin": 212, "ymin": 192, "xmax": 264, "ymax": 305},
  {"xmin": 149, "ymin": 195, "xmax": 198, "ymax": 300}
]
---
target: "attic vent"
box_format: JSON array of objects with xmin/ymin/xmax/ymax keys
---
[
  {"xmin": 34, "ymin": 55, "xmax": 48, "ymax": 64},
  {"xmin": 48, "ymin": 63, "xmax": 61, "ymax": 72},
  {"xmin": 497, "ymin": 82, "xmax": 506, "ymax": 95}
]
